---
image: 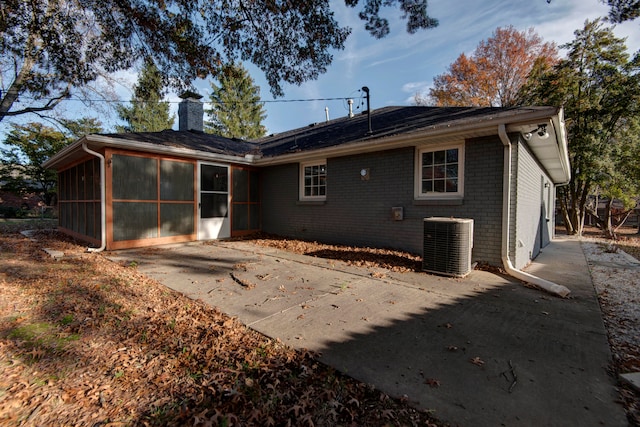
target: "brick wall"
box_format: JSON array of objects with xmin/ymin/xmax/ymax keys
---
[{"xmin": 261, "ymin": 136, "xmax": 506, "ymax": 266}]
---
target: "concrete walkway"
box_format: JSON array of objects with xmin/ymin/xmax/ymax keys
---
[{"xmin": 106, "ymin": 237, "xmax": 625, "ymax": 426}]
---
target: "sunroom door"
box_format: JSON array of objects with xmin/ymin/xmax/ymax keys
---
[{"xmin": 198, "ymin": 163, "xmax": 230, "ymax": 240}]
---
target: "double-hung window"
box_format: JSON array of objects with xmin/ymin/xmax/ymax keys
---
[
  {"xmin": 416, "ymin": 144, "xmax": 464, "ymax": 199},
  {"xmin": 300, "ymin": 161, "xmax": 327, "ymax": 201}
]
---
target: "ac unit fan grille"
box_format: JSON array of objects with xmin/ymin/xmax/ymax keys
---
[{"xmin": 423, "ymin": 218, "xmax": 473, "ymax": 277}]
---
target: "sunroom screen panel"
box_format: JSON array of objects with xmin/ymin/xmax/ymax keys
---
[
  {"xmin": 160, "ymin": 203, "xmax": 194, "ymax": 237},
  {"xmin": 160, "ymin": 160, "xmax": 194, "ymax": 201},
  {"xmin": 112, "ymin": 155, "xmax": 157, "ymax": 200},
  {"xmin": 113, "ymin": 202, "xmax": 158, "ymax": 241}
]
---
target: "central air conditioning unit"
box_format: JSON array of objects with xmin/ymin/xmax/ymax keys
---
[{"xmin": 423, "ymin": 217, "xmax": 474, "ymax": 277}]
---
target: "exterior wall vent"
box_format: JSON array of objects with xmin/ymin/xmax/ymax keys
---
[{"xmin": 423, "ymin": 217, "xmax": 474, "ymax": 277}]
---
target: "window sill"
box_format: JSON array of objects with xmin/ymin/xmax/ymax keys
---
[
  {"xmin": 297, "ymin": 200, "xmax": 326, "ymax": 206},
  {"xmin": 413, "ymin": 198, "xmax": 464, "ymax": 206}
]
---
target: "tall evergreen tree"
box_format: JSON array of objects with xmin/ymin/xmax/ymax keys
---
[
  {"xmin": 205, "ymin": 63, "xmax": 267, "ymax": 140},
  {"xmin": 62, "ymin": 117, "xmax": 103, "ymax": 139},
  {"xmin": 116, "ymin": 60, "xmax": 174, "ymax": 133},
  {"xmin": 604, "ymin": 0, "xmax": 640, "ymax": 22},
  {"xmin": 520, "ymin": 19, "xmax": 640, "ymax": 236}
]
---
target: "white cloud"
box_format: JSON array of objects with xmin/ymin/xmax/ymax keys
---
[{"xmin": 402, "ymin": 81, "xmax": 430, "ymax": 94}]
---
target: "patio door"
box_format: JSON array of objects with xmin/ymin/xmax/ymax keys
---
[{"xmin": 198, "ymin": 163, "xmax": 230, "ymax": 240}]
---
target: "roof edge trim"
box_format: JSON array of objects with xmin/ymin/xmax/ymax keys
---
[
  {"xmin": 255, "ymin": 107, "xmax": 563, "ymax": 166},
  {"xmin": 44, "ymin": 134, "xmax": 252, "ymax": 169}
]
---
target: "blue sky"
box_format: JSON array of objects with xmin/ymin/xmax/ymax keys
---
[
  {"xmin": 234, "ymin": 0, "xmax": 640, "ymax": 134},
  {"xmin": 2, "ymin": 0, "xmax": 640, "ymax": 138}
]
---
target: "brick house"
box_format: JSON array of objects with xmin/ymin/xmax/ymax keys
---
[{"xmin": 44, "ymin": 95, "xmax": 570, "ymax": 274}]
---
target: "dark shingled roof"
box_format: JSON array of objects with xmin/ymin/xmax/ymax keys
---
[
  {"xmin": 98, "ymin": 106, "xmax": 550, "ymax": 160},
  {"xmin": 252, "ymin": 106, "xmax": 539, "ymax": 158},
  {"xmin": 100, "ymin": 129, "xmax": 258, "ymax": 157}
]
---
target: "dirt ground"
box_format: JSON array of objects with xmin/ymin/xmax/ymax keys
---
[{"xmin": 1, "ymin": 220, "xmax": 638, "ymax": 425}]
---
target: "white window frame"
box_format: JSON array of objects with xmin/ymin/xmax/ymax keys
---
[
  {"xmin": 299, "ymin": 160, "xmax": 327, "ymax": 201},
  {"xmin": 415, "ymin": 143, "xmax": 465, "ymax": 200}
]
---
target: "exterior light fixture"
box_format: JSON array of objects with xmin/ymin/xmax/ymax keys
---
[
  {"xmin": 360, "ymin": 168, "xmax": 370, "ymax": 180},
  {"xmin": 523, "ymin": 124, "xmax": 550, "ymax": 141}
]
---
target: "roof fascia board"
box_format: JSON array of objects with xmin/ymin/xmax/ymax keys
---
[
  {"xmin": 255, "ymin": 107, "xmax": 562, "ymax": 166},
  {"xmin": 550, "ymin": 109, "xmax": 571, "ymax": 183},
  {"xmin": 44, "ymin": 134, "xmax": 252, "ymax": 169},
  {"xmin": 42, "ymin": 137, "xmax": 89, "ymax": 169},
  {"xmin": 503, "ymin": 108, "xmax": 571, "ymax": 184},
  {"xmin": 44, "ymin": 107, "xmax": 565, "ymax": 171},
  {"xmin": 255, "ymin": 128, "xmax": 491, "ymax": 166},
  {"xmin": 86, "ymin": 134, "xmax": 252, "ymax": 164}
]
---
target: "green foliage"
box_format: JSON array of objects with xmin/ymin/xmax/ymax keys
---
[
  {"xmin": 354, "ymin": 0, "xmax": 438, "ymax": 39},
  {"xmin": 7, "ymin": 321, "xmax": 78, "ymax": 360},
  {"xmin": 205, "ymin": 63, "xmax": 267, "ymax": 140},
  {"xmin": 0, "ymin": 206, "xmax": 26, "ymax": 218},
  {"xmin": 603, "ymin": 0, "xmax": 640, "ymax": 22},
  {"xmin": 0, "ymin": 123, "xmax": 73, "ymax": 204},
  {"xmin": 521, "ymin": 19, "xmax": 640, "ymax": 235},
  {"xmin": 61, "ymin": 117, "xmax": 103, "ymax": 139},
  {"xmin": 60, "ymin": 314, "xmax": 74, "ymax": 326},
  {"xmin": 0, "ymin": 0, "xmax": 437, "ymax": 122},
  {"xmin": 116, "ymin": 60, "xmax": 175, "ymax": 133}
]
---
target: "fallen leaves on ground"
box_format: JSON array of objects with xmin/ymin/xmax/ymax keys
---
[
  {"xmin": 0, "ymin": 222, "xmax": 442, "ymax": 426},
  {"xmin": 251, "ymin": 234, "xmax": 422, "ymax": 273},
  {"xmin": 580, "ymin": 226, "xmax": 640, "ymax": 424},
  {"xmin": 424, "ymin": 378, "xmax": 441, "ymax": 388},
  {"xmin": 469, "ymin": 357, "xmax": 485, "ymax": 367}
]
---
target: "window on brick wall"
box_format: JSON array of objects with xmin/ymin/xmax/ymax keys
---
[
  {"xmin": 415, "ymin": 143, "xmax": 464, "ymax": 199},
  {"xmin": 300, "ymin": 161, "xmax": 327, "ymax": 201}
]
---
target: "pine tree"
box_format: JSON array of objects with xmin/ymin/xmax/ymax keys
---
[
  {"xmin": 116, "ymin": 60, "xmax": 175, "ymax": 133},
  {"xmin": 205, "ymin": 63, "xmax": 267, "ymax": 140},
  {"xmin": 521, "ymin": 19, "xmax": 640, "ymax": 237},
  {"xmin": 62, "ymin": 117, "xmax": 103, "ymax": 139}
]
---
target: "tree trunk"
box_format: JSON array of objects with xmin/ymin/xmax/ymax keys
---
[
  {"xmin": 562, "ymin": 207, "xmax": 574, "ymax": 234},
  {"xmin": 585, "ymin": 206, "xmax": 606, "ymax": 229},
  {"xmin": 603, "ymin": 198, "xmax": 615, "ymax": 239},
  {"xmin": 570, "ymin": 192, "xmax": 583, "ymax": 236},
  {"xmin": 614, "ymin": 209, "xmax": 634, "ymax": 233},
  {"xmin": 0, "ymin": 37, "xmax": 68, "ymax": 122},
  {"xmin": 0, "ymin": 49, "xmax": 36, "ymax": 123},
  {"xmin": 559, "ymin": 190, "xmax": 575, "ymax": 234}
]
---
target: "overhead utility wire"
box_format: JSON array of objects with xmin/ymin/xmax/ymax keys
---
[{"xmin": 11, "ymin": 95, "xmax": 352, "ymax": 104}]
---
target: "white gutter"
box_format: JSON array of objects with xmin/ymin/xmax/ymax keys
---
[
  {"xmin": 256, "ymin": 106, "xmax": 564, "ymax": 167},
  {"xmin": 44, "ymin": 134, "xmax": 253, "ymax": 170},
  {"xmin": 498, "ymin": 124, "xmax": 571, "ymax": 298},
  {"xmin": 550, "ymin": 111, "xmax": 572, "ymax": 185},
  {"xmin": 82, "ymin": 143, "xmax": 106, "ymax": 253}
]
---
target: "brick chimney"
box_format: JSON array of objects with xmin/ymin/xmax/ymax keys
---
[{"xmin": 178, "ymin": 91, "xmax": 204, "ymax": 132}]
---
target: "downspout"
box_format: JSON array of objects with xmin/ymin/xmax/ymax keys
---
[
  {"xmin": 82, "ymin": 142, "xmax": 106, "ymax": 252},
  {"xmin": 498, "ymin": 124, "xmax": 571, "ymax": 298}
]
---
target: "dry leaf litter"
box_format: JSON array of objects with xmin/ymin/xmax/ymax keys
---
[
  {"xmin": 0, "ymin": 222, "xmax": 440, "ymax": 426},
  {"xmin": 1, "ymin": 222, "xmax": 639, "ymax": 425}
]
